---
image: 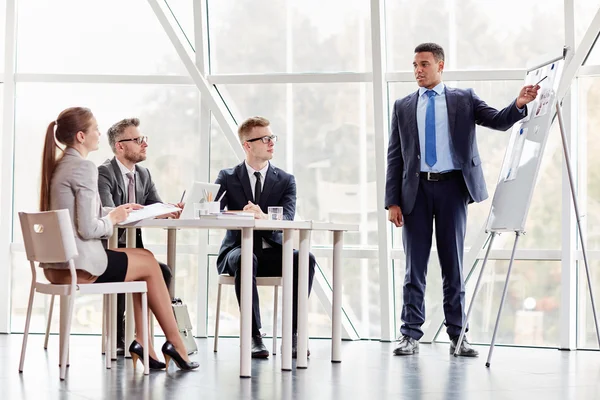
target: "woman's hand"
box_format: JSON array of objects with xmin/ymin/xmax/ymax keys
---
[{"xmin": 108, "ymin": 203, "xmax": 143, "ymax": 225}]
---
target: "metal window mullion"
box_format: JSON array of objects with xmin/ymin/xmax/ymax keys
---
[{"xmin": 1, "ymin": 0, "xmax": 17, "ymax": 333}]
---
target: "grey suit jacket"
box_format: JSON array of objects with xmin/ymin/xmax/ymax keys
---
[
  {"xmin": 97, "ymin": 157, "xmax": 162, "ymax": 247},
  {"xmin": 385, "ymin": 87, "xmax": 526, "ymax": 215},
  {"xmin": 40, "ymin": 148, "xmax": 114, "ymax": 276}
]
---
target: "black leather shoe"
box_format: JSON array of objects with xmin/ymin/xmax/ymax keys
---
[
  {"xmin": 291, "ymin": 333, "xmax": 310, "ymax": 358},
  {"xmin": 161, "ymin": 341, "xmax": 199, "ymax": 370},
  {"xmin": 252, "ymin": 335, "xmax": 270, "ymax": 359},
  {"xmin": 129, "ymin": 340, "xmax": 166, "ymax": 370},
  {"xmin": 450, "ymin": 336, "xmax": 479, "ymax": 357},
  {"xmin": 393, "ymin": 335, "xmax": 419, "ymax": 356}
]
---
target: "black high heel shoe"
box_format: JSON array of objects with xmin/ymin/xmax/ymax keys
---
[
  {"xmin": 161, "ymin": 341, "xmax": 199, "ymax": 371},
  {"xmin": 129, "ymin": 340, "xmax": 166, "ymax": 370}
]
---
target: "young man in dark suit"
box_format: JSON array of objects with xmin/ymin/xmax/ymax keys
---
[
  {"xmin": 385, "ymin": 43, "xmax": 540, "ymax": 357},
  {"xmin": 215, "ymin": 116, "xmax": 316, "ymax": 358},
  {"xmin": 98, "ymin": 118, "xmax": 180, "ymax": 356}
]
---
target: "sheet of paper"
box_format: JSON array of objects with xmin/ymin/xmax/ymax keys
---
[{"xmin": 118, "ymin": 203, "xmax": 182, "ymax": 225}]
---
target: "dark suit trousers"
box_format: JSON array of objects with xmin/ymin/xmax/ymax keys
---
[
  {"xmin": 222, "ymin": 246, "xmax": 316, "ymax": 337},
  {"xmin": 400, "ymin": 173, "xmax": 470, "ymax": 341}
]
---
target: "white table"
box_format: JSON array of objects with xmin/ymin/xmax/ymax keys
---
[{"xmin": 118, "ymin": 218, "xmax": 356, "ymax": 376}]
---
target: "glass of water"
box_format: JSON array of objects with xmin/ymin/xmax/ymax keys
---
[{"xmin": 267, "ymin": 206, "xmax": 284, "ymax": 221}]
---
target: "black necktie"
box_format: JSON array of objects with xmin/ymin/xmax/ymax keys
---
[
  {"xmin": 254, "ymin": 171, "xmax": 262, "ymax": 205},
  {"xmin": 253, "ymin": 171, "xmax": 263, "ymax": 255}
]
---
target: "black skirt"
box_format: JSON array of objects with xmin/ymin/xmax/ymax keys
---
[{"xmin": 95, "ymin": 249, "xmax": 129, "ymax": 283}]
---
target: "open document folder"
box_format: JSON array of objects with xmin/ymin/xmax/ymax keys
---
[{"xmin": 118, "ymin": 203, "xmax": 182, "ymax": 225}]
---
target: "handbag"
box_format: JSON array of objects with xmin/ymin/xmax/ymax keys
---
[{"xmin": 172, "ymin": 298, "xmax": 198, "ymax": 354}]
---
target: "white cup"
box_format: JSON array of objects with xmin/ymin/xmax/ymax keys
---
[
  {"xmin": 208, "ymin": 201, "xmax": 220, "ymax": 214},
  {"xmin": 268, "ymin": 206, "xmax": 284, "ymax": 221}
]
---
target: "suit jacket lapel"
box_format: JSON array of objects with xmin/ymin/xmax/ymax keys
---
[
  {"xmin": 407, "ymin": 91, "xmax": 420, "ymax": 148},
  {"xmin": 445, "ymin": 87, "xmax": 457, "ymax": 143},
  {"xmin": 259, "ymin": 165, "xmax": 278, "ymax": 210},
  {"xmin": 110, "ymin": 158, "xmax": 126, "ymax": 203},
  {"xmin": 236, "ymin": 163, "xmax": 254, "ymax": 203}
]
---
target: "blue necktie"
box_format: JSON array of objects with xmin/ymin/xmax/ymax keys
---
[{"xmin": 425, "ymin": 90, "xmax": 437, "ymax": 167}]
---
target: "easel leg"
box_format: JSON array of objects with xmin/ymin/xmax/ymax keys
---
[
  {"xmin": 556, "ymin": 103, "xmax": 600, "ymax": 347},
  {"xmin": 454, "ymin": 232, "xmax": 496, "ymax": 356},
  {"xmin": 486, "ymin": 231, "xmax": 521, "ymax": 367}
]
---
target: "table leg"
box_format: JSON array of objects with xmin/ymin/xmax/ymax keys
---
[
  {"xmin": 296, "ymin": 229, "xmax": 310, "ymax": 369},
  {"xmin": 240, "ymin": 227, "xmax": 253, "ymax": 378},
  {"xmin": 332, "ymin": 231, "xmax": 343, "ymax": 363},
  {"xmin": 281, "ymin": 229, "xmax": 294, "ymax": 371},
  {"xmin": 167, "ymin": 229, "xmax": 177, "ymax": 298}
]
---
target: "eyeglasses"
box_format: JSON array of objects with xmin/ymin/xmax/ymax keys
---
[
  {"xmin": 118, "ymin": 136, "xmax": 148, "ymax": 145},
  {"xmin": 246, "ymin": 135, "xmax": 278, "ymax": 144}
]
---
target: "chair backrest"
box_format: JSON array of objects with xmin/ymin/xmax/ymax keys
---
[{"xmin": 19, "ymin": 210, "xmax": 78, "ymax": 263}]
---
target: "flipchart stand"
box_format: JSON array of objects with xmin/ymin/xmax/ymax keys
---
[{"xmin": 454, "ymin": 58, "xmax": 600, "ymax": 367}]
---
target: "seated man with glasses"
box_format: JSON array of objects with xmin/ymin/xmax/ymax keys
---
[
  {"xmin": 98, "ymin": 117, "xmax": 179, "ymax": 357},
  {"xmin": 215, "ymin": 116, "xmax": 316, "ymax": 359}
]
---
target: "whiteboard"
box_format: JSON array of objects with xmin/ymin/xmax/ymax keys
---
[{"xmin": 485, "ymin": 58, "xmax": 564, "ymax": 233}]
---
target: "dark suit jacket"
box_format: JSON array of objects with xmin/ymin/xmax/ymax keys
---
[
  {"xmin": 98, "ymin": 157, "xmax": 162, "ymax": 247},
  {"xmin": 384, "ymin": 87, "xmax": 526, "ymax": 215},
  {"xmin": 215, "ymin": 162, "xmax": 296, "ymax": 274}
]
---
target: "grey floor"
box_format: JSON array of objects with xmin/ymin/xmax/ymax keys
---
[{"xmin": 2, "ymin": 333, "xmax": 600, "ymax": 400}]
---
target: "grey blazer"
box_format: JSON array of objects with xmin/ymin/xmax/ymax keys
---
[
  {"xmin": 40, "ymin": 147, "xmax": 114, "ymax": 276},
  {"xmin": 98, "ymin": 157, "xmax": 162, "ymax": 247}
]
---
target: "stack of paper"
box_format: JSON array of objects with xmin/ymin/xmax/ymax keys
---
[{"xmin": 118, "ymin": 203, "xmax": 182, "ymax": 225}]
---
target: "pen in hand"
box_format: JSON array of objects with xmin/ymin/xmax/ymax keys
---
[
  {"xmin": 179, "ymin": 190, "xmax": 186, "ymax": 204},
  {"xmin": 534, "ymin": 76, "xmax": 548, "ymax": 86}
]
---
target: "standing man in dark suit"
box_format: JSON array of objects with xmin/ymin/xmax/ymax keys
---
[
  {"xmin": 98, "ymin": 117, "xmax": 179, "ymax": 355},
  {"xmin": 385, "ymin": 43, "xmax": 539, "ymax": 357},
  {"xmin": 215, "ymin": 116, "xmax": 316, "ymax": 358}
]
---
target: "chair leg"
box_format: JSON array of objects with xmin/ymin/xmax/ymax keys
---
[
  {"xmin": 44, "ymin": 295, "xmax": 55, "ymax": 350},
  {"xmin": 214, "ymin": 283, "xmax": 223, "ymax": 352},
  {"xmin": 101, "ymin": 295, "xmax": 106, "ymax": 355},
  {"xmin": 104, "ymin": 294, "xmax": 111, "ymax": 370},
  {"xmin": 272, "ymin": 286, "xmax": 279, "ymax": 355},
  {"xmin": 19, "ymin": 284, "xmax": 36, "ymax": 372},
  {"xmin": 110, "ymin": 294, "xmax": 117, "ymax": 360},
  {"xmin": 141, "ymin": 293, "xmax": 149, "ymax": 375},
  {"xmin": 59, "ymin": 294, "xmax": 74, "ymax": 380}
]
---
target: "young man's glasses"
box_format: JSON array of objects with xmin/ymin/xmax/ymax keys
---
[
  {"xmin": 246, "ymin": 135, "xmax": 278, "ymax": 144},
  {"xmin": 118, "ymin": 136, "xmax": 148, "ymax": 145}
]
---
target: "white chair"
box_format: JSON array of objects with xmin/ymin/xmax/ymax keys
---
[
  {"xmin": 18, "ymin": 210, "xmax": 150, "ymax": 380},
  {"xmin": 214, "ymin": 275, "xmax": 282, "ymax": 353}
]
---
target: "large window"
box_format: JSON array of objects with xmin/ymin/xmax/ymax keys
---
[
  {"xmin": 0, "ymin": 0, "xmax": 6, "ymax": 71},
  {"xmin": 16, "ymin": 0, "xmax": 187, "ymax": 75},
  {"xmin": 385, "ymin": 0, "xmax": 564, "ymax": 71},
  {"xmin": 208, "ymin": 82, "xmax": 379, "ymax": 337},
  {"xmin": 207, "ymin": 0, "xmax": 371, "ymax": 74},
  {"xmin": 6, "ymin": 0, "xmax": 600, "ymax": 345},
  {"xmin": 211, "ymin": 83, "xmax": 377, "ymax": 247},
  {"xmin": 11, "ymin": 82, "xmax": 202, "ymax": 332},
  {"xmin": 394, "ymin": 259, "xmax": 561, "ymax": 347},
  {"xmin": 578, "ymin": 76, "xmax": 600, "ymax": 348}
]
